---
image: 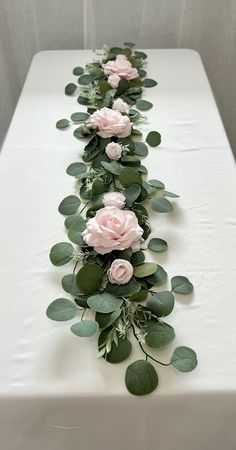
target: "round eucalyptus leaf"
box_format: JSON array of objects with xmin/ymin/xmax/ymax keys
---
[
  {"xmin": 151, "ymin": 197, "xmax": 173, "ymax": 213},
  {"xmin": 134, "ymin": 142, "xmax": 148, "ymax": 157},
  {"xmin": 99, "ymin": 329, "xmax": 132, "ymax": 363},
  {"xmin": 101, "ymin": 161, "xmax": 122, "ymax": 175},
  {"xmin": 78, "ymin": 74, "xmax": 94, "ymax": 85},
  {"xmin": 105, "ymin": 279, "xmax": 141, "ymax": 297},
  {"xmin": 77, "ymin": 95, "xmax": 90, "ymax": 105},
  {"xmin": 65, "ymin": 83, "xmax": 77, "ymax": 95},
  {"xmin": 164, "ymin": 190, "xmax": 180, "ymax": 198},
  {"xmin": 73, "ymin": 66, "xmax": 84, "ymax": 76},
  {"xmin": 124, "ymin": 183, "xmax": 141, "ymax": 206},
  {"xmin": 61, "ymin": 274, "xmax": 83, "ymax": 296},
  {"xmin": 138, "ymin": 165, "xmax": 148, "ymax": 174},
  {"xmin": 138, "ymin": 69, "xmax": 147, "ymax": 78},
  {"xmin": 136, "ymin": 100, "xmax": 153, "ymax": 111},
  {"xmin": 146, "ymin": 131, "xmax": 161, "ymax": 147},
  {"xmin": 71, "ymin": 112, "xmax": 90, "ymax": 122},
  {"xmin": 146, "ymin": 265, "xmax": 167, "ymax": 286},
  {"xmin": 146, "ymin": 291, "xmax": 175, "ymax": 317},
  {"xmin": 76, "ymin": 264, "xmax": 103, "ymax": 295},
  {"xmin": 134, "ymin": 263, "xmax": 158, "ymax": 278},
  {"xmin": 171, "ymin": 276, "xmax": 193, "ymax": 294},
  {"xmin": 129, "ymin": 289, "xmax": 148, "ymax": 302},
  {"xmin": 58, "ymin": 195, "xmax": 81, "ymax": 216},
  {"xmin": 125, "ymin": 360, "xmax": 158, "ymax": 396},
  {"xmin": 131, "ymin": 250, "xmax": 145, "ymax": 266},
  {"xmin": 71, "ymin": 320, "xmax": 99, "ymax": 337},
  {"xmin": 68, "ymin": 222, "xmax": 85, "ymax": 245},
  {"xmin": 46, "ymin": 298, "xmax": 77, "ymax": 321},
  {"xmin": 143, "ymin": 78, "xmax": 157, "ymax": 87},
  {"xmin": 49, "ymin": 242, "xmax": 74, "ymax": 266},
  {"xmin": 148, "ymin": 179, "xmax": 165, "ymax": 189},
  {"xmin": 66, "ymin": 162, "xmax": 87, "ymax": 177},
  {"xmin": 145, "ymin": 320, "xmax": 175, "ymax": 348},
  {"xmin": 64, "ymin": 214, "xmax": 86, "ymax": 230},
  {"xmin": 119, "ymin": 167, "xmax": 142, "ymax": 187},
  {"xmin": 148, "ymin": 238, "xmax": 168, "ymax": 252},
  {"xmin": 171, "ymin": 346, "xmax": 198, "ymax": 372},
  {"xmin": 96, "ymin": 308, "xmax": 121, "ymax": 330},
  {"xmin": 87, "ymin": 293, "xmax": 123, "ymax": 313},
  {"xmin": 56, "ymin": 119, "xmax": 70, "ymax": 129},
  {"xmin": 135, "ymin": 51, "xmax": 147, "ymax": 59},
  {"xmin": 123, "ymin": 41, "xmax": 135, "ymax": 48}
]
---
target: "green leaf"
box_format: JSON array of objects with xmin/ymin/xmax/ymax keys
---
[
  {"xmin": 123, "ymin": 41, "xmax": 135, "ymax": 48},
  {"xmin": 136, "ymin": 99, "xmax": 153, "ymax": 111},
  {"xmin": 146, "ymin": 265, "xmax": 167, "ymax": 286},
  {"xmin": 101, "ymin": 161, "xmax": 122, "ymax": 175},
  {"xmin": 143, "ymin": 78, "xmax": 157, "ymax": 87},
  {"xmin": 71, "ymin": 112, "xmax": 90, "ymax": 122},
  {"xmin": 148, "ymin": 238, "xmax": 168, "ymax": 252},
  {"xmin": 146, "ymin": 291, "xmax": 175, "ymax": 317},
  {"xmin": 58, "ymin": 195, "xmax": 81, "ymax": 215},
  {"xmin": 171, "ymin": 346, "xmax": 198, "ymax": 372},
  {"xmin": 46, "ymin": 298, "xmax": 76, "ymax": 321},
  {"xmin": 68, "ymin": 221, "xmax": 86, "ymax": 245},
  {"xmin": 135, "ymin": 51, "xmax": 147, "ymax": 59},
  {"xmin": 95, "ymin": 309, "xmax": 121, "ymax": 330},
  {"xmin": 124, "ymin": 183, "xmax": 141, "ymax": 206},
  {"xmin": 87, "ymin": 293, "xmax": 123, "ymax": 313},
  {"xmin": 73, "ymin": 125, "xmax": 91, "ymax": 139},
  {"xmin": 138, "ymin": 165, "xmax": 148, "ymax": 174},
  {"xmin": 56, "ymin": 119, "xmax": 70, "ymax": 129},
  {"xmin": 119, "ymin": 167, "xmax": 142, "ymax": 187},
  {"xmin": 61, "ymin": 273, "xmax": 83, "ymax": 296},
  {"xmin": 138, "ymin": 69, "xmax": 147, "ymax": 78},
  {"xmin": 164, "ymin": 190, "xmax": 180, "ymax": 198},
  {"xmin": 78, "ymin": 74, "xmax": 94, "ymax": 85},
  {"xmin": 131, "ymin": 250, "xmax": 145, "ymax": 266},
  {"xmin": 77, "ymin": 94, "xmax": 90, "ymax": 105},
  {"xmin": 148, "ymin": 179, "xmax": 165, "ymax": 189},
  {"xmin": 66, "ymin": 162, "xmax": 87, "ymax": 177},
  {"xmin": 64, "ymin": 213, "xmax": 86, "ymax": 229},
  {"xmin": 117, "ymin": 78, "xmax": 129, "ymax": 94},
  {"xmin": 145, "ymin": 320, "xmax": 175, "ymax": 348},
  {"xmin": 146, "ymin": 131, "xmax": 161, "ymax": 147},
  {"xmin": 71, "ymin": 320, "xmax": 99, "ymax": 337},
  {"xmin": 129, "ymin": 290, "xmax": 148, "ymax": 302},
  {"xmin": 110, "ymin": 46, "xmax": 123, "ymax": 54},
  {"xmin": 134, "ymin": 142, "xmax": 148, "ymax": 157},
  {"xmin": 76, "ymin": 264, "xmax": 103, "ymax": 295},
  {"xmin": 171, "ymin": 276, "xmax": 193, "ymax": 294},
  {"xmin": 106, "ymin": 279, "xmax": 141, "ymax": 297},
  {"xmin": 49, "ymin": 242, "xmax": 74, "ymax": 266},
  {"xmin": 134, "ymin": 263, "xmax": 157, "ymax": 278},
  {"xmin": 151, "ymin": 197, "xmax": 173, "ymax": 213},
  {"xmin": 73, "ymin": 66, "xmax": 84, "ymax": 76},
  {"xmin": 125, "ymin": 360, "xmax": 158, "ymax": 396},
  {"xmin": 99, "ymin": 329, "xmax": 132, "ymax": 363},
  {"xmin": 65, "ymin": 83, "xmax": 77, "ymax": 95}
]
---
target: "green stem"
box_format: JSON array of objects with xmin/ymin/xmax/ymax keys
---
[{"xmin": 130, "ymin": 322, "xmax": 170, "ymax": 367}]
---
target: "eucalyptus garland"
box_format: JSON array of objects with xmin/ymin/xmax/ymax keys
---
[{"xmin": 47, "ymin": 43, "xmax": 197, "ymax": 396}]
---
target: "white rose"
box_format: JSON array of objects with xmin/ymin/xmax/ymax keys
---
[
  {"xmin": 105, "ymin": 142, "xmax": 122, "ymax": 160},
  {"xmin": 108, "ymin": 74, "xmax": 121, "ymax": 88},
  {"xmin": 112, "ymin": 98, "xmax": 129, "ymax": 114},
  {"xmin": 103, "ymin": 192, "xmax": 126, "ymax": 209},
  {"xmin": 108, "ymin": 259, "xmax": 134, "ymax": 285}
]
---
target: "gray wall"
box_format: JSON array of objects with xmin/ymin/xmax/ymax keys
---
[{"xmin": 0, "ymin": 0, "xmax": 236, "ymax": 155}]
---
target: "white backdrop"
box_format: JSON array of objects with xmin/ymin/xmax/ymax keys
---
[{"xmin": 0, "ymin": 0, "xmax": 236, "ymax": 155}]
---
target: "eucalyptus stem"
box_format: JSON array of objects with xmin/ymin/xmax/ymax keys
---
[
  {"xmin": 80, "ymin": 202, "xmax": 89, "ymax": 214},
  {"xmin": 130, "ymin": 322, "xmax": 170, "ymax": 367}
]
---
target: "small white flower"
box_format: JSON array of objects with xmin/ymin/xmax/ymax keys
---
[
  {"xmin": 116, "ymin": 54, "xmax": 128, "ymax": 61},
  {"xmin": 108, "ymin": 74, "xmax": 121, "ymax": 88},
  {"xmin": 103, "ymin": 192, "xmax": 126, "ymax": 209},
  {"xmin": 105, "ymin": 142, "xmax": 122, "ymax": 160},
  {"xmin": 112, "ymin": 98, "xmax": 129, "ymax": 114}
]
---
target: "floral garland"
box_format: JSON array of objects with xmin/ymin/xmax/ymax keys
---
[{"xmin": 46, "ymin": 43, "xmax": 197, "ymax": 396}]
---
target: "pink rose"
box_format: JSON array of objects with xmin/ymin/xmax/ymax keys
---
[
  {"xmin": 103, "ymin": 192, "xmax": 126, "ymax": 209},
  {"xmin": 112, "ymin": 98, "xmax": 129, "ymax": 114},
  {"xmin": 88, "ymin": 107, "xmax": 132, "ymax": 138},
  {"xmin": 105, "ymin": 142, "xmax": 122, "ymax": 160},
  {"xmin": 108, "ymin": 259, "xmax": 133, "ymax": 285},
  {"xmin": 108, "ymin": 74, "xmax": 120, "ymax": 88},
  {"xmin": 103, "ymin": 56, "xmax": 138, "ymax": 81},
  {"xmin": 81, "ymin": 206, "xmax": 143, "ymax": 255}
]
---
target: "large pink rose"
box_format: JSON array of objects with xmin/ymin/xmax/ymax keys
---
[
  {"xmin": 88, "ymin": 107, "xmax": 132, "ymax": 138},
  {"xmin": 103, "ymin": 55, "xmax": 138, "ymax": 80},
  {"xmin": 81, "ymin": 206, "xmax": 143, "ymax": 254}
]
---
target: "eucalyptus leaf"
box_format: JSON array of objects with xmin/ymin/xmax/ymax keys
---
[
  {"xmin": 87, "ymin": 293, "xmax": 123, "ymax": 313},
  {"xmin": 145, "ymin": 265, "xmax": 167, "ymax": 286},
  {"xmin": 58, "ymin": 195, "xmax": 81, "ymax": 215},
  {"xmin": 171, "ymin": 346, "xmax": 198, "ymax": 372},
  {"xmin": 164, "ymin": 190, "xmax": 180, "ymax": 198},
  {"xmin": 125, "ymin": 360, "xmax": 158, "ymax": 396},
  {"xmin": 143, "ymin": 78, "xmax": 157, "ymax": 87},
  {"xmin": 46, "ymin": 298, "xmax": 76, "ymax": 321},
  {"xmin": 99, "ymin": 329, "xmax": 132, "ymax": 363},
  {"xmin": 146, "ymin": 291, "xmax": 175, "ymax": 317},
  {"xmin": 131, "ymin": 250, "xmax": 145, "ymax": 266},
  {"xmin": 134, "ymin": 142, "xmax": 148, "ymax": 157},
  {"xmin": 49, "ymin": 242, "xmax": 74, "ymax": 266},
  {"xmin": 78, "ymin": 74, "xmax": 94, "ymax": 85},
  {"xmin": 151, "ymin": 197, "xmax": 173, "ymax": 213},
  {"xmin": 65, "ymin": 83, "xmax": 77, "ymax": 95},
  {"xmin": 66, "ymin": 162, "xmax": 87, "ymax": 177},
  {"xmin": 124, "ymin": 183, "xmax": 141, "ymax": 206},
  {"xmin": 61, "ymin": 273, "xmax": 83, "ymax": 296},
  {"xmin": 95, "ymin": 308, "xmax": 121, "ymax": 330},
  {"xmin": 136, "ymin": 100, "xmax": 153, "ymax": 111},
  {"xmin": 76, "ymin": 264, "xmax": 103, "ymax": 295},
  {"xmin": 101, "ymin": 161, "xmax": 122, "ymax": 175},
  {"xmin": 148, "ymin": 179, "xmax": 165, "ymax": 189},
  {"xmin": 171, "ymin": 276, "xmax": 193, "ymax": 294},
  {"xmin": 106, "ymin": 279, "xmax": 141, "ymax": 297},
  {"xmin": 146, "ymin": 131, "xmax": 161, "ymax": 147},
  {"xmin": 145, "ymin": 320, "xmax": 175, "ymax": 348},
  {"xmin": 71, "ymin": 112, "xmax": 90, "ymax": 122},
  {"xmin": 123, "ymin": 41, "xmax": 135, "ymax": 48},
  {"xmin": 134, "ymin": 263, "xmax": 157, "ymax": 278},
  {"xmin": 138, "ymin": 69, "xmax": 147, "ymax": 78},
  {"xmin": 148, "ymin": 238, "xmax": 168, "ymax": 252},
  {"xmin": 73, "ymin": 66, "xmax": 84, "ymax": 76},
  {"xmin": 71, "ymin": 320, "xmax": 99, "ymax": 337},
  {"xmin": 56, "ymin": 119, "xmax": 70, "ymax": 129},
  {"xmin": 119, "ymin": 167, "xmax": 142, "ymax": 187}
]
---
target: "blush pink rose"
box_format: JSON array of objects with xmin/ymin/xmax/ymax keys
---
[
  {"xmin": 105, "ymin": 142, "xmax": 122, "ymax": 160},
  {"xmin": 108, "ymin": 259, "xmax": 133, "ymax": 285},
  {"xmin": 103, "ymin": 56, "xmax": 138, "ymax": 81},
  {"xmin": 88, "ymin": 107, "xmax": 132, "ymax": 138},
  {"xmin": 103, "ymin": 192, "xmax": 126, "ymax": 209},
  {"xmin": 108, "ymin": 74, "xmax": 120, "ymax": 88},
  {"xmin": 81, "ymin": 206, "xmax": 143, "ymax": 255},
  {"xmin": 112, "ymin": 98, "xmax": 129, "ymax": 114}
]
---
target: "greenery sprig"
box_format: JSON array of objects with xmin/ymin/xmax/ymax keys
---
[{"xmin": 47, "ymin": 42, "xmax": 197, "ymax": 396}]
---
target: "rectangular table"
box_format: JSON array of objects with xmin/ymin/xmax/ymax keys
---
[{"xmin": 0, "ymin": 49, "xmax": 236, "ymax": 450}]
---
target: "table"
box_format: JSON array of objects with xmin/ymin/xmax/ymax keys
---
[{"xmin": 0, "ymin": 49, "xmax": 236, "ymax": 450}]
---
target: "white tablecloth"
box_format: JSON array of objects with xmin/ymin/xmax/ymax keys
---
[{"xmin": 0, "ymin": 49, "xmax": 236, "ymax": 450}]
